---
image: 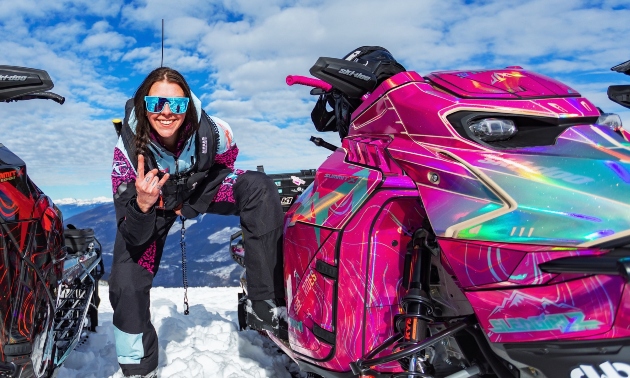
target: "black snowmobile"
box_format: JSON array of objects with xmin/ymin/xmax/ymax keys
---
[{"xmin": 0, "ymin": 65, "xmax": 104, "ymax": 378}]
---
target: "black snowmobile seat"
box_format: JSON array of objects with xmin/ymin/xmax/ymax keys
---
[
  {"xmin": 0, "ymin": 65, "xmax": 58, "ymax": 102},
  {"xmin": 308, "ymin": 46, "xmax": 407, "ymax": 138}
]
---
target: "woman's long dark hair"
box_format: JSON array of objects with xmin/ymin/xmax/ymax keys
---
[{"xmin": 132, "ymin": 67, "xmax": 200, "ymax": 156}]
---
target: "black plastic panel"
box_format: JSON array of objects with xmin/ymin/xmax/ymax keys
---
[
  {"xmin": 0, "ymin": 66, "xmax": 53, "ymax": 101},
  {"xmin": 446, "ymin": 111, "xmax": 599, "ymax": 149},
  {"xmin": 608, "ymin": 85, "xmax": 630, "ymax": 109},
  {"xmin": 611, "ymin": 59, "xmax": 630, "ymax": 75},
  {"xmin": 504, "ymin": 338, "xmax": 630, "ymax": 378}
]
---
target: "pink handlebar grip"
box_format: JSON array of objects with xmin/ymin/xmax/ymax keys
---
[{"xmin": 286, "ymin": 75, "xmax": 332, "ymax": 91}]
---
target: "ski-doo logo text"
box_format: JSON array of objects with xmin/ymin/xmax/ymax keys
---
[
  {"xmin": 338, "ymin": 68, "xmax": 371, "ymax": 82},
  {"xmin": 570, "ymin": 361, "xmax": 630, "ymax": 378},
  {"xmin": 0, "ymin": 75, "xmax": 27, "ymax": 81},
  {"xmin": 0, "ymin": 171, "xmax": 16, "ymax": 182}
]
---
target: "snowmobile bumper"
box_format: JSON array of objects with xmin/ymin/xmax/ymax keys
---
[{"xmin": 503, "ymin": 338, "xmax": 630, "ymax": 378}]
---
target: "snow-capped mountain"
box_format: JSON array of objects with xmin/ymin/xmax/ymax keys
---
[
  {"xmin": 55, "ymin": 197, "xmax": 113, "ymax": 205},
  {"xmin": 63, "ymin": 202, "xmax": 243, "ymax": 288},
  {"xmin": 56, "ymin": 197, "xmax": 113, "ymax": 219}
]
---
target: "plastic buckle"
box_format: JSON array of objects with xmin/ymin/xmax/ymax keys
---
[{"xmin": 155, "ymin": 194, "xmax": 165, "ymax": 210}]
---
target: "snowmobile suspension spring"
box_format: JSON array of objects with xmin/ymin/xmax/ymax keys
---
[
  {"xmin": 350, "ymin": 316, "xmax": 473, "ymax": 375},
  {"xmin": 395, "ymin": 229, "xmax": 436, "ymax": 374}
]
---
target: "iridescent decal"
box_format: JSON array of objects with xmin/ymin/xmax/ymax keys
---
[
  {"xmin": 489, "ymin": 311, "xmax": 601, "ymax": 333},
  {"xmin": 289, "ymin": 150, "xmax": 382, "ymax": 230},
  {"xmin": 289, "ymin": 317, "xmax": 303, "ymax": 333},
  {"xmin": 466, "ymin": 276, "xmax": 623, "ymax": 343},
  {"xmin": 433, "ymin": 129, "xmax": 630, "ymax": 246}
]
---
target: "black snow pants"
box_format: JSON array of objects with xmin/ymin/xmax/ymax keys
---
[{"xmin": 108, "ymin": 170, "xmax": 284, "ymax": 376}]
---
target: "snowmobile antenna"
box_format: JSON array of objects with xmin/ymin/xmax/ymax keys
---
[{"xmin": 161, "ymin": 19, "xmax": 164, "ymax": 67}]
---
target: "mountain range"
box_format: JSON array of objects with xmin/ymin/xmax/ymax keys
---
[
  {"xmin": 58, "ymin": 201, "xmax": 243, "ymax": 288},
  {"xmin": 56, "ymin": 197, "xmax": 113, "ymax": 218}
]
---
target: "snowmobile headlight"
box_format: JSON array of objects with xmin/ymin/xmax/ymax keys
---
[
  {"xmin": 596, "ymin": 113, "xmax": 623, "ymax": 131},
  {"xmin": 469, "ymin": 118, "xmax": 517, "ymax": 141}
]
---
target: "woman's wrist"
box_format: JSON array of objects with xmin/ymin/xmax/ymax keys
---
[{"xmin": 134, "ymin": 197, "xmax": 153, "ymax": 213}]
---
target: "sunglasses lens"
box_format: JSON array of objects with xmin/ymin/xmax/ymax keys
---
[
  {"xmin": 156, "ymin": 97, "xmax": 170, "ymax": 112},
  {"xmin": 169, "ymin": 98, "xmax": 189, "ymax": 114},
  {"xmin": 145, "ymin": 97, "xmax": 158, "ymax": 112},
  {"xmin": 145, "ymin": 96, "xmax": 189, "ymax": 114}
]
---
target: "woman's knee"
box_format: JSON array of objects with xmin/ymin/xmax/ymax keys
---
[
  {"xmin": 234, "ymin": 171, "xmax": 279, "ymax": 201},
  {"xmin": 109, "ymin": 263, "xmax": 153, "ymax": 308}
]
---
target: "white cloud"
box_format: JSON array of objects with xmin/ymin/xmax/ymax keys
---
[
  {"xmin": 2, "ymin": 0, "xmax": 630, "ymax": 200},
  {"xmin": 34, "ymin": 21, "xmax": 87, "ymax": 49},
  {"xmin": 1, "ymin": 99, "xmax": 118, "ymax": 187},
  {"xmin": 120, "ymin": 0, "xmax": 222, "ymax": 26},
  {"xmin": 164, "ymin": 17, "xmax": 212, "ymax": 46},
  {"xmin": 0, "ymin": 0, "xmax": 123, "ymax": 20},
  {"xmin": 83, "ymin": 31, "xmax": 135, "ymax": 51}
]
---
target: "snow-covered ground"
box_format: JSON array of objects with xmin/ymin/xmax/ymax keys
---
[{"xmin": 56, "ymin": 284, "xmax": 302, "ymax": 378}]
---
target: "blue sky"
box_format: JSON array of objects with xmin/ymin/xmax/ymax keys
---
[{"xmin": 1, "ymin": 0, "xmax": 630, "ymax": 200}]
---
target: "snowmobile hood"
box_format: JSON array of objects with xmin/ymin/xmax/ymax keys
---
[
  {"xmin": 423, "ymin": 125, "xmax": 630, "ymax": 248},
  {"xmin": 0, "ymin": 144, "xmax": 36, "ymax": 222},
  {"xmin": 426, "ymin": 68, "xmax": 580, "ymax": 99}
]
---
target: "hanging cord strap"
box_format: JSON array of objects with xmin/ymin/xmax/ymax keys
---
[{"xmin": 180, "ymin": 216, "xmax": 190, "ymax": 315}]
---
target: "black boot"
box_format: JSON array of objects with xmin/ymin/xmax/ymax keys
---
[{"xmin": 246, "ymin": 298, "xmax": 288, "ymax": 340}]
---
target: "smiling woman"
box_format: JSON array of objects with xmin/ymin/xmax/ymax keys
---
[
  {"xmin": 108, "ymin": 66, "xmax": 288, "ymax": 377},
  {"xmin": 144, "ymin": 83, "xmax": 188, "ymax": 150}
]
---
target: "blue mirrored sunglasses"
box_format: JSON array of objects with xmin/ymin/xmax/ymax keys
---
[{"xmin": 144, "ymin": 96, "xmax": 190, "ymax": 114}]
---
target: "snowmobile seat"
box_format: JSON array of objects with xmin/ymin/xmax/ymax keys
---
[{"xmin": 309, "ymin": 57, "xmax": 379, "ymax": 99}]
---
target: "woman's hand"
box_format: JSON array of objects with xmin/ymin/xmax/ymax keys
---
[
  {"xmin": 174, "ymin": 203, "xmax": 183, "ymax": 217},
  {"xmin": 135, "ymin": 154, "xmax": 170, "ymax": 213}
]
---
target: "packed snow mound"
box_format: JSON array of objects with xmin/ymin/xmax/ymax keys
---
[{"xmin": 56, "ymin": 285, "xmax": 303, "ymax": 378}]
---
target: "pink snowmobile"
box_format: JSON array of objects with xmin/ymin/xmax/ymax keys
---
[{"xmin": 234, "ymin": 48, "xmax": 630, "ymax": 378}]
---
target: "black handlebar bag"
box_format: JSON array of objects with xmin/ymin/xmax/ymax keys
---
[{"xmin": 64, "ymin": 225, "xmax": 95, "ymax": 254}]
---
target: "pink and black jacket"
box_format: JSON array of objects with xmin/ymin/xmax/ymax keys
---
[{"xmin": 110, "ymin": 94, "xmax": 238, "ymax": 272}]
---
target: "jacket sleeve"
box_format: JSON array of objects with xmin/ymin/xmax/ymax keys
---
[
  {"xmin": 212, "ymin": 116, "xmax": 238, "ymax": 170},
  {"xmin": 112, "ymin": 139, "xmax": 158, "ymax": 246}
]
